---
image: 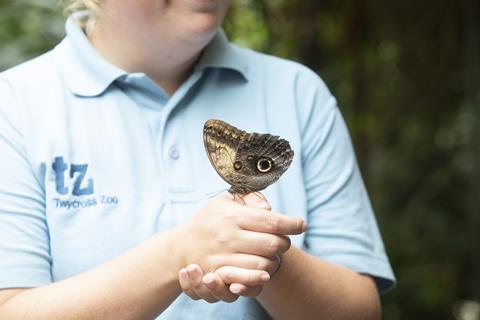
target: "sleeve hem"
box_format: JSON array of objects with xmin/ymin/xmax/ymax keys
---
[
  {"xmin": 0, "ymin": 268, "xmax": 52, "ymax": 289},
  {"xmin": 313, "ymin": 252, "xmax": 396, "ymax": 294}
]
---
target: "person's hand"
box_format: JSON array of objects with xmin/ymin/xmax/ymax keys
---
[
  {"xmin": 177, "ymin": 193, "xmax": 286, "ymax": 303},
  {"xmin": 174, "ymin": 192, "xmax": 304, "ymax": 276},
  {"xmin": 179, "ymin": 264, "xmax": 269, "ymax": 303}
]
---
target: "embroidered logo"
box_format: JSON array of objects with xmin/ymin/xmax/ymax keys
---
[
  {"xmin": 51, "ymin": 156, "xmax": 118, "ymax": 210},
  {"xmin": 52, "ymin": 156, "xmax": 94, "ymax": 196}
]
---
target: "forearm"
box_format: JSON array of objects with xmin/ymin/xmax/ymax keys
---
[
  {"xmin": 0, "ymin": 229, "xmax": 182, "ymax": 320},
  {"xmin": 257, "ymin": 246, "xmax": 381, "ymax": 320}
]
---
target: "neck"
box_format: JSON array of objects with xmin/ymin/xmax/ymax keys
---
[{"xmin": 88, "ymin": 21, "xmax": 213, "ymax": 96}]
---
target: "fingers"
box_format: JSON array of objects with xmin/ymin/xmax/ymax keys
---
[
  {"xmin": 180, "ymin": 265, "xmax": 239, "ymax": 303},
  {"xmin": 232, "ymin": 230, "xmax": 291, "ymax": 257},
  {"xmin": 235, "ymin": 206, "xmax": 306, "ymax": 236},
  {"xmin": 179, "ymin": 264, "xmax": 270, "ymax": 303},
  {"xmin": 179, "ymin": 267, "xmax": 200, "ymax": 301},
  {"xmin": 213, "ymin": 254, "xmax": 279, "ymax": 275},
  {"xmin": 201, "ymin": 273, "xmax": 239, "ymax": 303},
  {"xmin": 214, "ymin": 266, "xmax": 270, "ymax": 285},
  {"xmin": 214, "ymin": 193, "xmax": 305, "ymax": 236},
  {"xmin": 180, "ymin": 265, "xmax": 219, "ymax": 303},
  {"xmin": 213, "ymin": 266, "xmax": 268, "ymax": 298},
  {"xmin": 229, "ymin": 283, "xmax": 263, "ymax": 297}
]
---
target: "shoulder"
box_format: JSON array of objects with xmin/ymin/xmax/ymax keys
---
[
  {"xmin": 1, "ymin": 49, "xmax": 57, "ymax": 84},
  {"xmin": 0, "ymin": 41, "xmax": 68, "ymax": 125},
  {"xmin": 0, "ymin": 42, "xmax": 66, "ymax": 138},
  {"xmin": 234, "ymin": 45, "xmax": 337, "ymax": 132},
  {"xmin": 0, "ymin": 43, "xmax": 63, "ymax": 101},
  {"xmin": 236, "ymin": 45, "xmax": 331, "ymax": 94},
  {"xmin": 235, "ymin": 45, "xmax": 335, "ymax": 112}
]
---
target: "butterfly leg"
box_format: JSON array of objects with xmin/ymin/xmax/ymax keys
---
[{"xmin": 233, "ymin": 193, "xmax": 247, "ymax": 205}]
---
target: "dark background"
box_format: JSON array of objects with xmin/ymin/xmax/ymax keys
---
[{"xmin": 1, "ymin": 1, "xmax": 479, "ymax": 319}]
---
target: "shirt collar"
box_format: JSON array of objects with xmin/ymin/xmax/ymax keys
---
[
  {"xmin": 55, "ymin": 14, "xmax": 249, "ymax": 97},
  {"xmin": 196, "ymin": 29, "xmax": 250, "ymax": 81},
  {"xmin": 56, "ymin": 13, "xmax": 126, "ymax": 97}
]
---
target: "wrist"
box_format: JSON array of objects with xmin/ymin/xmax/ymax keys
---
[
  {"xmin": 161, "ymin": 225, "xmax": 189, "ymax": 277},
  {"xmin": 266, "ymin": 246, "xmax": 298, "ymax": 282}
]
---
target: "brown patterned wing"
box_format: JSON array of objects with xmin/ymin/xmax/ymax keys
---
[
  {"xmin": 203, "ymin": 119, "xmax": 247, "ymax": 188},
  {"xmin": 203, "ymin": 119, "xmax": 294, "ymax": 195}
]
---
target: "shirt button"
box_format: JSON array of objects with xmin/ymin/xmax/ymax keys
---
[{"xmin": 169, "ymin": 147, "xmax": 180, "ymax": 160}]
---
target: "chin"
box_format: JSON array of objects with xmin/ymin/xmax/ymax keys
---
[{"xmin": 184, "ymin": 14, "xmax": 223, "ymax": 44}]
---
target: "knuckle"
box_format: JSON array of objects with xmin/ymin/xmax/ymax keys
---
[
  {"xmin": 223, "ymin": 207, "xmax": 238, "ymax": 222},
  {"xmin": 267, "ymin": 237, "xmax": 290, "ymax": 255},
  {"xmin": 225, "ymin": 271, "xmax": 235, "ymax": 283},
  {"xmin": 256, "ymin": 258, "xmax": 269, "ymax": 271},
  {"xmin": 267, "ymin": 215, "xmax": 280, "ymax": 234},
  {"xmin": 215, "ymin": 230, "xmax": 230, "ymax": 244},
  {"xmin": 268, "ymin": 238, "xmax": 281, "ymax": 255}
]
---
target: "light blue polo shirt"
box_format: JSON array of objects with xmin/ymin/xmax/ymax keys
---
[{"xmin": 0, "ymin": 14, "xmax": 395, "ymax": 319}]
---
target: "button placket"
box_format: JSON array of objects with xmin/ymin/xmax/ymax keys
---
[{"xmin": 159, "ymin": 70, "xmax": 203, "ymax": 195}]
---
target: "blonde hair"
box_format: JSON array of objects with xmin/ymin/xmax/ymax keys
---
[{"xmin": 62, "ymin": 0, "xmax": 100, "ymax": 33}]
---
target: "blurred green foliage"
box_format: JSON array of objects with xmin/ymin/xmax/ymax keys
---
[
  {"xmin": 1, "ymin": 0, "xmax": 479, "ymax": 319},
  {"xmin": 0, "ymin": 0, "xmax": 64, "ymax": 68}
]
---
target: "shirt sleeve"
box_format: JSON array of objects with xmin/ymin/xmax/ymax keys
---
[
  {"xmin": 0, "ymin": 78, "xmax": 52, "ymax": 289},
  {"xmin": 296, "ymin": 69, "xmax": 396, "ymax": 293}
]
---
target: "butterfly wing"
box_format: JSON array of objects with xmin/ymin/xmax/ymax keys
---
[
  {"xmin": 233, "ymin": 132, "xmax": 294, "ymax": 192},
  {"xmin": 203, "ymin": 119, "xmax": 247, "ymax": 187},
  {"xmin": 203, "ymin": 119, "xmax": 294, "ymax": 195}
]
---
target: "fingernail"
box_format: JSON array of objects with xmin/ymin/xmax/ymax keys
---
[
  {"xmin": 302, "ymin": 221, "xmax": 308, "ymax": 232},
  {"xmin": 261, "ymin": 273, "xmax": 270, "ymax": 282},
  {"xmin": 202, "ymin": 273, "xmax": 215, "ymax": 284},
  {"xmin": 187, "ymin": 265, "xmax": 197, "ymax": 272},
  {"xmin": 230, "ymin": 285, "xmax": 241, "ymax": 294}
]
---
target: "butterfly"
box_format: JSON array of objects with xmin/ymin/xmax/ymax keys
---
[{"xmin": 203, "ymin": 119, "xmax": 294, "ymax": 196}]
